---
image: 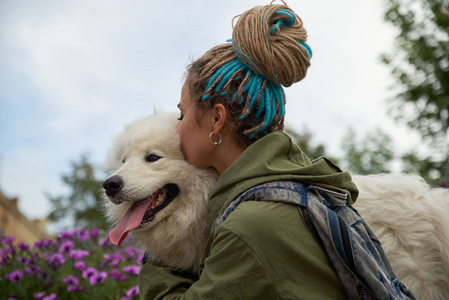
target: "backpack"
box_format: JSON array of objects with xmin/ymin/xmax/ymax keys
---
[{"xmin": 215, "ymin": 181, "xmax": 416, "ymax": 300}]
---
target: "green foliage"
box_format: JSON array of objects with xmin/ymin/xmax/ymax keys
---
[
  {"xmin": 47, "ymin": 155, "xmax": 108, "ymax": 232},
  {"xmin": 401, "ymin": 151, "xmax": 449, "ymax": 186},
  {"xmin": 382, "ymin": 0, "xmax": 449, "ymax": 186},
  {"xmin": 382, "ymin": 0, "xmax": 449, "ymax": 145},
  {"xmin": 340, "ymin": 127, "xmax": 395, "ymax": 175},
  {"xmin": 285, "ymin": 126, "xmax": 339, "ymax": 164}
]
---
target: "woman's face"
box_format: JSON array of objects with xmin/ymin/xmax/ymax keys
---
[{"xmin": 176, "ymin": 80, "xmax": 214, "ymax": 169}]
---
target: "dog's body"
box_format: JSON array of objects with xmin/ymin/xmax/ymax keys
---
[
  {"xmin": 104, "ymin": 113, "xmax": 449, "ymax": 299},
  {"xmin": 353, "ymin": 174, "xmax": 449, "ymax": 300}
]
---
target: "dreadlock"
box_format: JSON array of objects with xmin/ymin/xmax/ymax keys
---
[{"xmin": 186, "ymin": 2, "xmax": 312, "ymax": 145}]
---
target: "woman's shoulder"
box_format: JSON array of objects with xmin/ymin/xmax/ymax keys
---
[
  {"xmin": 213, "ymin": 200, "xmax": 347, "ymax": 299},
  {"xmin": 217, "ymin": 201, "xmax": 311, "ymax": 247}
]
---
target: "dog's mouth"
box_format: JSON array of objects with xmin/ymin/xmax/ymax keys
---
[
  {"xmin": 109, "ymin": 184, "xmax": 179, "ymax": 245},
  {"xmin": 137, "ymin": 184, "xmax": 180, "ymax": 227}
]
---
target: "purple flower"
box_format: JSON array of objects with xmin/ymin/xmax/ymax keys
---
[
  {"xmin": 5, "ymin": 270, "xmax": 23, "ymax": 283},
  {"xmin": 110, "ymin": 268, "xmax": 126, "ymax": 282},
  {"xmin": 59, "ymin": 240, "xmax": 75, "ymax": 253},
  {"xmin": 126, "ymin": 286, "xmax": 139, "ymax": 296},
  {"xmin": 34, "ymin": 292, "xmax": 47, "ymax": 300},
  {"xmin": 121, "ymin": 286, "xmax": 139, "ymax": 300},
  {"xmin": 46, "ymin": 253, "xmax": 65, "ymax": 267},
  {"xmin": 18, "ymin": 242, "xmax": 30, "ymax": 251},
  {"xmin": 125, "ymin": 246, "xmax": 138, "ymax": 259},
  {"xmin": 69, "ymin": 249, "xmax": 89, "ymax": 260},
  {"xmin": 73, "ymin": 227, "xmax": 90, "ymax": 241},
  {"xmin": 1, "ymin": 248, "xmax": 14, "ymax": 265},
  {"xmin": 17, "ymin": 256, "xmax": 31, "ymax": 265},
  {"xmin": 103, "ymin": 252, "xmax": 124, "ymax": 267},
  {"xmin": 68, "ymin": 285, "xmax": 81, "ymax": 292},
  {"xmin": 58, "ymin": 230, "xmax": 76, "ymax": 240},
  {"xmin": 42, "ymin": 293, "xmax": 57, "ymax": 300},
  {"xmin": 89, "ymin": 228, "xmax": 100, "ymax": 240},
  {"xmin": 63, "ymin": 275, "xmax": 80, "ymax": 291},
  {"xmin": 122, "ymin": 265, "xmax": 141, "ymax": 275},
  {"xmin": 30, "ymin": 265, "xmax": 41, "ymax": 274},
  {"xmin": 110, "ymin": 268, "xmax": 120, "ymax": 277},
  {"xmin": 74, "ymin": 260, "xmax": 86, "ymax": 271},
  {"xmin": 78, "ymin": 230, "xmax": 91, "ymax": 242},
  {"xmin": 89, "ymin": 271, "xmax": 107, "ymax": 285},
  {"xmin": 1, "ymin": 236, "xmax": 15, "ymax": 245},
  {"xmin": 82, "ymin": 267, "xmax": 98, "ymax": 280},
  {"xmin": 1, "ymin": 248, "xmax": 14, "ymax": 257},
  {"xmin": 137, "ymin": 252, "xmax": 144, "ymax": 265},
  {"xmin": 34, "ymin": 239, "xmax": 56, "ymax": 249},
  {"xmin": 99, "ymin": 235, "xmax": 110, "ymax": 246},
  {"xmin": 63, "ymin": 275, "xmax": 79, "ymax": 286},
  {"xmin": 25, "ymin": 265, "xmax": 41, "ymax": 275}
]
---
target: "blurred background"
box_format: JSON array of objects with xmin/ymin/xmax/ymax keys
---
[{"xmin": 0, "ymin": 0, "xmax": 447, "ymax": 236}]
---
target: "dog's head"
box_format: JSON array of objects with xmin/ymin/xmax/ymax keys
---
[{"xmin": 103, "ymin": 113, "xmax": 217, "ymax": 258}]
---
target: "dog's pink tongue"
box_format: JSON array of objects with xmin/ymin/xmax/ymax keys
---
[{"xmin": 109, "ymin": 201, "xmax": 149, "ymax": 245}]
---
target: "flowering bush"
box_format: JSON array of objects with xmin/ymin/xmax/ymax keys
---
[{"xmin": 0, "ymin": 228, "xmax": 143, "ymax": 300}]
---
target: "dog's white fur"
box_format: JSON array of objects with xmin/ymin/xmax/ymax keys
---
[
  {"xmin": 353, "ymin": 174, "xmax": 449, "ymax": 300},
  {"xmin": 104, "ymin": 113, "xmax": 449, "ymax": 299},
  {"xmin": 103, "ymin": 113, "xmax": 217, "ymax": 272}
]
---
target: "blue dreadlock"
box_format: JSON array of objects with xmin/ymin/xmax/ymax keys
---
[{"xmin": 202, "ymin": 58, "xmax": 286, "ymax": 139}]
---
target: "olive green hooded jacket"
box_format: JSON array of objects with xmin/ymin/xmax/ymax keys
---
[{"xmin": 139, "ymin": 131, "xmax": 359, "ymax": 299}]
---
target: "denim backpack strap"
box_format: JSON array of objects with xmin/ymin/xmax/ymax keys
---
[
  {"xmin": 215, "ymin": 181, "xmax": 308, "ymax": 228},
  {"xmin": 305, "ymin": 186, "xmax": 416, "ymax": 300}
]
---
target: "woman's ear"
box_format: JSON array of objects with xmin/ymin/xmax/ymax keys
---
[{"xmin": 212, "ymin": 103, "xmax": 227, "ymax": 134}]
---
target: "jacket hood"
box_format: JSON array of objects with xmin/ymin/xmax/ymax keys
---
[{"xmin": 208, "ymin": 131, "xmax": 359, "ymax": 222}]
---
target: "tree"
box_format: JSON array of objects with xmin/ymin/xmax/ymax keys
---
[
  {"xmin": 401, "ymin": 151, "xmax": 449, "ymax": 186},
  {"xmin": 47, "ymin": 155, "xmax": 109, "ymax": 231},
  {"xmin": 340, "ymin": 127, "xmax": 395, "ymax": 175},
  {"xmin": 382, "ymin": 0, "xmax": 449, "ymax": 146},
  {"xmin": 382, "ymin": 0, "xmax": 449, "ymax": 186},
  {"xmin": 284, "ymin": 126, "xmax": 339, "ymax": 163}
]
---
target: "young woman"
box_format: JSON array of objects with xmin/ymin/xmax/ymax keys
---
[{"xmin": 138, "ymin": 3, "xmax": 359, "ymax": 299}]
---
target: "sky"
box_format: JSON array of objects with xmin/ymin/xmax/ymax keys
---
[{"xmin": 0, "ymin": 0, "xmax": 424, "ymax": 225}]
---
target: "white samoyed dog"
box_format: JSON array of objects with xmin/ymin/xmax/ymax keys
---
[
  {"xmin": 103, "ymin": 113, "xmax": 449, "ymax": 299},
  {"xmin": 102, "ymin": 113, "xmax": 217, "ymax": 272}
]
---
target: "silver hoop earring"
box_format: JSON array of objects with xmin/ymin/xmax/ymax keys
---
[{"xmin": 209, "ymin": 131, "xmax": 222, "ymax": 146}]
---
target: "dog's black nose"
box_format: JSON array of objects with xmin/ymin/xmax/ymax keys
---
[{"xmin": 103, "ymin": 175, "xmax": 123, "ymax": 198}]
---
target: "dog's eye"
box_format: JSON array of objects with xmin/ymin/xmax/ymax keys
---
[
  {"xmin": 122, "ymin": 158, "xmax": 126, "ymax": 163},
  {"xmin": 145, "ymin": 154, "xmax": 161, "ymax": 163}
]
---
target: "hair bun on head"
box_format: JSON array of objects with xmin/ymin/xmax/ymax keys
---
[{"xmin": 231, "ymin": 3, "xmax": 311, "ymax": 87}]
